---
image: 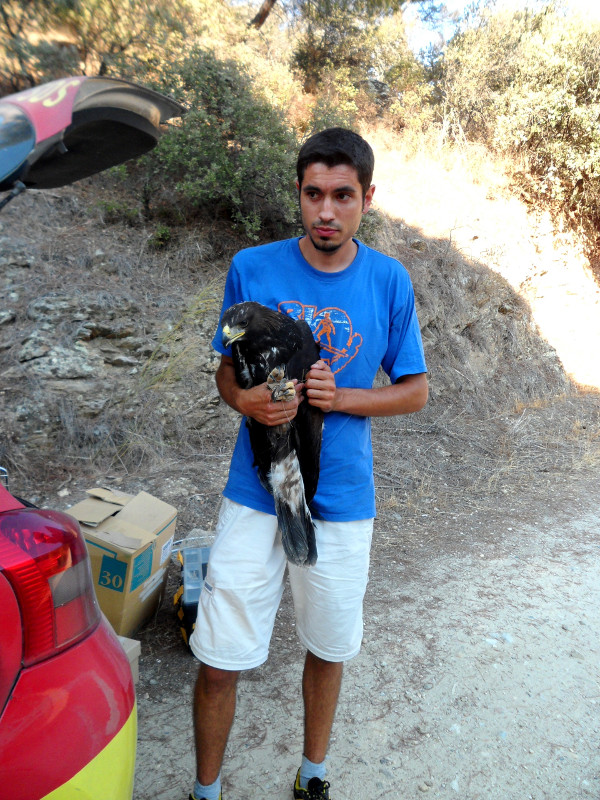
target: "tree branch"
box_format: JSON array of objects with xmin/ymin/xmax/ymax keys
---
[{"xmin": 249, "ymin": 0, "xmax": 278, "ymax": 29}]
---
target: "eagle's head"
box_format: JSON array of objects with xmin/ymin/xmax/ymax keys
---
[{"xmin": 221, "ymin": 301, "xmax": 282, "ymax": 348}]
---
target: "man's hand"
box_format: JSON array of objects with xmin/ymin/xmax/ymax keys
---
[
  {"xmin": 303, "ymin": 362, "xmax": 428, "ymax": 418},
  {"xmin": 216, "ymin": 355, "xmax": 304, "ymax": 426},
  {"xmin": 240, "ymin": 380, "xmax": 303, "ymax": 426},
  {"xmin": 303, "ymin": 359, "xmax": 337, "ymax": 413}
]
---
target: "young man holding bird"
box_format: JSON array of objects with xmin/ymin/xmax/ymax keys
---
[{"xmin": 188, "ymin": 128, "xmax": 428, "ymax": 800}]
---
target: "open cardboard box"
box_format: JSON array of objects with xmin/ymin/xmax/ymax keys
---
[{"xmin": 69, "ymin": 487, "xmax": 177, "ymax": 637}]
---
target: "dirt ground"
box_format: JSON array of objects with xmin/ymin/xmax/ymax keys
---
[
  {"xmin": 2, "ymin": 133, "xmax": 599, "ymax": 800},
  {"xmin": 132, "ymin": 473, "xmax": 600, "ymax": 800}
]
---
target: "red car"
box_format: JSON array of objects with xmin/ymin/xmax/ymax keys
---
[
  {"xmin": 0, "ymin": 76, "xmax": 184, "ymax": 798},
  {"xmin": 0, "ymin": 483, "xmax": 137, "ymax": 799}
]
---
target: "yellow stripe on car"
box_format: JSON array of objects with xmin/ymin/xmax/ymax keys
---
[{"xmin": 42, "ymin": 703, "xmax": 137, "ymax": 800}]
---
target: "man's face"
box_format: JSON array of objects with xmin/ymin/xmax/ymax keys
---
[{"xmin": 296, "ymin": 162, "xmax": 374, "ymax": 257}]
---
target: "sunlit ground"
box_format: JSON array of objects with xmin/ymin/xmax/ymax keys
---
[{"xmin": 370, "ymin": 132, "xmax": 600, "ymax": 390}]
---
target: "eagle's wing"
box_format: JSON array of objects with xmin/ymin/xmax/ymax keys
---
[
  {"xmin": 286, "ymin": 319, "xmax": 323, "ymax": 504},
  {"xmin": 292, "ymin": 402, "xmax": 322, "ymax": 505}
]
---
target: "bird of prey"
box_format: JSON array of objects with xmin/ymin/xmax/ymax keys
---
[{"xmin": 221, "ymin": 301, "xmax": 323, "ymax": 566}]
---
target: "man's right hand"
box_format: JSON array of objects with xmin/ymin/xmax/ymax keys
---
[
  {"xmin": 238, "ymin": 380, "xmax": 303, "ymax": 426},
  {"xmin": 215, "ymin": 355, "xmax": 303, "ymax": 426}
]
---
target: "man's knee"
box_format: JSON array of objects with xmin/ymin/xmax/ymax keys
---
[{"xmin": 196, "ymin": 663, "xmax": 240, "ymax": 696}]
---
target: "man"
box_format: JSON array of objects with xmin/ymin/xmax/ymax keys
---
[{"xmin": 188, "ymin": 128, "xmax": 428, "ymax": 800}]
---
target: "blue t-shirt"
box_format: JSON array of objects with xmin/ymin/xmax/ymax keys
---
[{"xmin": 212, "ymin": 237, "xmax": 427, "ymax": 521}]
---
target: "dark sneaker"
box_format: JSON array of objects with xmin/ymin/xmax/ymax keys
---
[
  {"xmin": 189, "ymin": 794, "xmax": 221, "ymax": 800},
  {"xmin": 293, "ymin": 769, "xmax": 330, "ymax": 799}
]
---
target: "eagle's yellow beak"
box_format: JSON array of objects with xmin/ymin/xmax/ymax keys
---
[{"xmin": 222, "ymin": 324, "xmax": 245, "ymax": 347}]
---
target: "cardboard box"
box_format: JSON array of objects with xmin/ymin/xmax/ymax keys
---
[
  {"xmin": 118, "ymin": 636, "xmax": 141, "ymax": 684},
  {"xmin": 69, "ymin": 487, "xmax": 177, "ymax": 637}
]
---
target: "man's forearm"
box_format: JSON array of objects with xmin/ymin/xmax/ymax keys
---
[
  {"xmin": 217, "ymin": 354, "xmax": 427, "ymax": 420},
  {"xmin": 215, "ymin": 357, "xmax": 245, "ymax": 414},
  {"xmin": 331, "ymin": 373, "xmax": 428, "ymax": 417}
]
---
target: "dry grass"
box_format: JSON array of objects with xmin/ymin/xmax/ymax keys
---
[
  {"xmin": 354, "ymin": 124, "xmax": 600, "ymax": 523},
  {"xmin": 2, "ymin": 123, "xmax": 599, "ymax": 524},
  {"xmin": 368, "ymin": 124, "xmax": 600, "ymax": 391}
]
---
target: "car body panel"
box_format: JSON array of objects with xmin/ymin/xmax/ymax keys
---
[
  {"xmin": 42, "ymin": 702, "xmax": 137, "ymax": 800},
  {"xmin": 0, "ymin": 483, "xmax": 25, "ymax": 512},
  {"xmin": 0, "ymin": 75, "xmax": 185, "ymax": 190},
  {"xmin": 0, "ymin": 76, "xmax": 85, "ymax": 146},
  {"xmin": 0, "ymin": 572, "xmax": 22, "ymax": 712},
  {"xmin": 0, "ymin": 616, "xmax": 136, "ymax": 800}
]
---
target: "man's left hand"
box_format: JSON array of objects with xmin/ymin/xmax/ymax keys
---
[{"xmin": 304, "ymin": 360, "xmax": 337, "ymax": 412}]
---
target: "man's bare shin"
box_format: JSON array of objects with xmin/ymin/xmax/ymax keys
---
[
  {"xmin": 303, "ymin": 650, "xmax": 343, "ymax": 763},
  {"xmin": 193, "ymin": 663, "xmax": 240, "ymax": 784}
]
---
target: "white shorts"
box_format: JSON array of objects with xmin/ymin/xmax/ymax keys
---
[{"xmin": 189, "ymin": 498, "xmax": 373, "ymax": 669}]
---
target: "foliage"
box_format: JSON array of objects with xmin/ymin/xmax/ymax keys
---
[
  {"xmin": 97, "ymin": 198, "xmax": 141, "ymax": 226},
  {"xmin": 257, "ymin": 0, "xmax": 408, "ymax": 26},
  {"xmin": 307, "ymin": 67, "xmax": 360, "ymax": 131},
  {"xmin": 440, "ymin": 3, "xmax": 600, "ymax": 245},
  {"xmin": 292, "ymin": 6, "xmax": 379, "ymax": 93},
  {"xmin": 148, "ymin": 223, "xmax": 172, "ymax": 249},
  {"xmin": 0, "ymin": 0, "xmax": 54, "ymax": 90},
  {"xmin": 388, "ymin": 82, "xmax": 436, "ymax": 139},
  {"xmin": 0, "ymin": 0, "xmax": 195, "ymax": 91},
  {"xmin": 373, "ymin": 12, "xmax": 435, "ymax": 135},
  {"xmin": 372, "ymin": 12, "xmax": 422, "ymax": 89},
  {"xmin": 290, "ymin": 2, "xmax": 417, "ymax": 98},
  {"xmin": 141, "ymin": 46, "xmax": 300, "ymax": 239}
]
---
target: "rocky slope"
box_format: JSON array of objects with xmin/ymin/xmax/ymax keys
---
[{"xmin": 1, "ymin": 164, "xmax": 598, "ymax": 533}]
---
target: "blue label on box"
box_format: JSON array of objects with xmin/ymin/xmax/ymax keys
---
[
  {"xmin": 98, "ymin": 555, "xmax": 127, "ymax": 593},
  {"xmin": 131, "ymin": 546, "xmax": 153, "ymax": 592}
]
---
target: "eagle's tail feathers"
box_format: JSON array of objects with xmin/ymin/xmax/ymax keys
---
[
  {"xmin": 275, "ymin": 496, "xmax": 317, "ymax": 567},
  {"xmin": 270, "ymin": 451, "xmax": 317, "ymax": 567}
]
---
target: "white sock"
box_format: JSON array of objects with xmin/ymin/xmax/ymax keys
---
[
  {"xmin": 192, "ymin": 775, "xmax": 221, "ymax": 800},
  {"xmin": 300, "ymin": 754, "xmax": 327, "ymax": 788}
]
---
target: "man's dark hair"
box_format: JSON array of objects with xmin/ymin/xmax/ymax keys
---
[{"xmin": 296, "ymin": 128, "xmax": 375, "ymax": 197}]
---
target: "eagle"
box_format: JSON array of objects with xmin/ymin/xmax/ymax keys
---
[{"xmin": 221, "ymin": 301, "xmax": 323, "ymax": 566}]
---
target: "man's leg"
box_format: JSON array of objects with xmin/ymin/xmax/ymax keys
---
[
  {"xmin": 302, "ymin": 650, "xmax": 343, "ymax": 763},
  {"xmin": 290, "ymin": 516, "xmax": 373, "ymax": 794},
  {"xmin": 193, "ymin": 663, "xmax": 240, "ymax": 785}
]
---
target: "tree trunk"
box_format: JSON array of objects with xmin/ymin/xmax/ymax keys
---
[{"xmin": 249, "ymin": 0, "xmax": 278, "ymax": 29}]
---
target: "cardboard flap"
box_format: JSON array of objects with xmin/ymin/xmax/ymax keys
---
[
  {"xmin": 86, "ymin": 487, "xmax": 133, "ymax": 506},
  {"xmin": 70, "ymin": 496, "xmax": 124, "ymax": 527},
  {"xmin": 116, "ymin": 491, "xmax": 177, "ymax": 532},
  {"xmin": 100, "ymin": 517, "xmax": 152, "ymax": 551}
]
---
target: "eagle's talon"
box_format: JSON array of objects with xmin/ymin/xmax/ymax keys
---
[
  {"xmin": 267, "ymin": 367, "xmax": 286, "ymax": 387},
  {"xmin": 267, "ymin": 367, "xmax": 295, "ymax": 402}
]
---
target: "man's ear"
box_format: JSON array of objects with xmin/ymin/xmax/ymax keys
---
[{"xmin": 363, "ymin": 184, "xmax": 375, "ymax": 214}]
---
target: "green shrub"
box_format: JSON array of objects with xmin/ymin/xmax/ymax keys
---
[
  {"xmin": 96, "ymin": 199, "xmax": 141, "ymax": 226},
  {"xmin": 308, "ymin": 67, "xmax": 360, "ymax": 131},
  {"xmin": 149, "ymin": 223, "xmax": 172, "ymax": 249},
  {"xmin": 440, "ymin": 5, "xmax": 600, "ymax": 244},
  {"xmin": 142, "ymin": 47, "xmax": 300, "ymax": 240}
]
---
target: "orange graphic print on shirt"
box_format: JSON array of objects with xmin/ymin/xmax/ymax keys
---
[{"xmin": 278, "ymin": 301, "xmax": 362, "ymax": 374}]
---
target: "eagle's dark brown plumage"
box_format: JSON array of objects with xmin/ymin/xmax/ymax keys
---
[{"xmin": 221, "ymin": 301, "xmax": 323, "ymax": 566}]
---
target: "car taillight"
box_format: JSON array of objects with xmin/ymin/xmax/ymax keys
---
[{"xmin": 0, "ymin": 508, "xmax": 100, "ymax": 666}]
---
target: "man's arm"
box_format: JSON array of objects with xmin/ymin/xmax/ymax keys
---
[
  {"xmin": 304, "ymin": 360, "xmax": 428, "ymax": 417},
  {"xmin": 215, "ymin": 354, "xmax": 303, "ymax": 426}
]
